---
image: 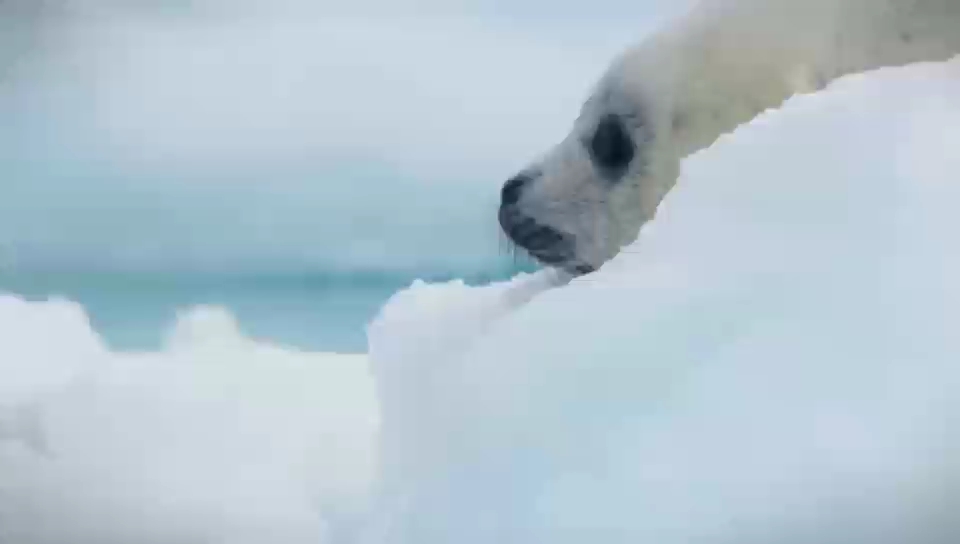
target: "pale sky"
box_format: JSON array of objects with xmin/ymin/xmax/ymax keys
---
[{"xmin": 0, "ymin": 0, "xmax": 688, "ymax": 275}]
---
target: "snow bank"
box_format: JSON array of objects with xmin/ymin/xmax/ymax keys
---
[
  {"xmin": 2, "ymin": 57, "xmax": 960, "ymax": 543},
  {"xmin": 366, "ymin": 57, "xmax": 960, "ymax": 543},
  {"xmin": 0, "ymin": 297, "xmax": 378, "ymax": 544}
]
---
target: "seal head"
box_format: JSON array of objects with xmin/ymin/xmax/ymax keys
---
[{"xmin": 498, "ymin": 72, "xmax": 669, "ymax": 275}]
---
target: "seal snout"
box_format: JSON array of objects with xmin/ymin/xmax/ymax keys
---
[{"xmin": 498, "ymin": 172, "xmax": 594, "ymax": 275}]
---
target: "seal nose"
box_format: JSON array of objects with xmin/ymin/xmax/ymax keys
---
[{"xmin": 500, "ymin": 173, "xmax": 532, "ymax": 207}]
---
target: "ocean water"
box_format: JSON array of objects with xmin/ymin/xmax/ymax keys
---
[{"xmin": 0, "ymin": 268, "xmax": 530, "ymax": 353}]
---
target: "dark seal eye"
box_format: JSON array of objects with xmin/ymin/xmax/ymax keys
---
[{"xmin": 589, "ymin": 114, "xmax": 634, "ymax": 177}]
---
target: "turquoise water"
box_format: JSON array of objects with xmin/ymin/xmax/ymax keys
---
[{"xmin": 0, "ymin": 269, "xmax": 529, "ymax": 353}]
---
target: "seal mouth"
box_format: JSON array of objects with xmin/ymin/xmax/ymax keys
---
[{"xmin": 498, "ymin": 207, "xmax": 595, "ymax": 276}]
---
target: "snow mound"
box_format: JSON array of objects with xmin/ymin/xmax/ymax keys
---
[
  {"xmin": 366, "ymin": 57, "xmax": 960, "ymax": 544},
  {"xmin": 0, "ymin": 297, "xmax": 378, "ymax": 544}
]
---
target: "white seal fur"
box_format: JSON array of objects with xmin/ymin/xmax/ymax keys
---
[{"xmin": 498, "ymin": 0, "xmax": 960, "ymax": 273}]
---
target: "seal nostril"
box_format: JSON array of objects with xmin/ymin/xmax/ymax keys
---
[{"xmin": 500, "ymin": 174, "xmax": 531, "ymax": 207}]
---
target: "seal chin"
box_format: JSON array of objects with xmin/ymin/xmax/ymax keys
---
[{"xmin": 498, "ymin": 205, "xmax": 596, "ymax": 276}]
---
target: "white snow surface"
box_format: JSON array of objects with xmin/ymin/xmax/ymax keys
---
[
  {"xmin": 0, "ymin": 300, "xmax": 378, "ymax": 544},
  {"xmin": 3, "ymin": 57, "xmax": 960, "ymax": 543},
  {"xmin": 365, "ymin": 56, "xmax": 960, "ymax": 544}
]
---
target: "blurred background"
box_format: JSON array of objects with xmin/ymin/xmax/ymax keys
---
[{"xmin": 0, "ymin": 0, "xmax": 689, "ymax": 351}]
